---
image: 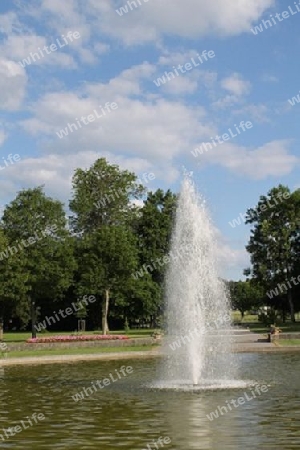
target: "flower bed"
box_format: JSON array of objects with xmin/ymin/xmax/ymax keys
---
[{"xmin": 26, "ymin": 335, "xmax": 129, "ymax": 344}]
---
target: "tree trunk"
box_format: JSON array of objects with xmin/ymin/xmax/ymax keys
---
[
  {"xmin": 102, "ymin": 289, "xmax": 110, "ymax": 335},
  {"xmin": 31, "ymin": 299, "xmax": 37, "ymax": 339},
  {"xmin": 240, "ymin": 310, "xmax": 245, "ymax": 320},
  {"xmin": 287, "ymin": 290, "xmax": 295, "ymax": 322},
  {"xmin": 282, "ymin": 308, "xmax": 286, "ymax": 323}
]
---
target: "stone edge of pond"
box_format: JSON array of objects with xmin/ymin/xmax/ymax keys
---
[
  {"xmin": 0, "ymin": 350, "xmax": 162, "ymax": 366},
  {"xmin": 1, "ymin": 345, "xmax": 300, "ymax": 366}
]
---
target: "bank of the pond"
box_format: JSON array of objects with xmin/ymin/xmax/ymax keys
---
[
  {"xmin": 2, "ymin": 343, "xmax": 300, "ymax": 366},
  {"xmin": 4, "ymin": 337, "xmax": 155, "ymax": 351},
  {"xmin": 0, "ymin": 347, "xmax": 160, "ymax": 366}
]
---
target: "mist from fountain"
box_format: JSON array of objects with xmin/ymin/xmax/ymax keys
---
[{"xmin": 158, "ymin": 176, "xmax": 239, "ymax": 389}]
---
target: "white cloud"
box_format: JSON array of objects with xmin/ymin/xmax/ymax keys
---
[
  {"xmin": 94, "ymin": 42, "xmax": 110, "ymax": 55},
  {"xmin": 0, "ymin": 129, "xmax": 7, "ymax": 146},
  {"xmin": 233, "ymin": 104, "xmax": 270, "ymax": 123},
  {"xmin": 0, "ymin": 150, "xmax": 171, "ymax": 205},
  {"xmin": 92, "ymin": 0, "xmax": 275, "ymax": 44},
  {"xmin": 221, "ymin": 73, "xmax": 251, "ymax": 96},
  {"xmin": 197, "ymin": 140, "xmax": 298, "ymax": 179},
  {"xmin": 218, "ymin": 240, "xmax": 250, "ymax": 279},
  {"xmin": 0, "ymin": 35, "xmax": 77, "ymax": 68},
  {"xmin": 19, "ymin": 63, "xmax": 214, "ymax": 163},
  {"xmin": 0, "ymin": 11, "xmax": 24, "ymax": 34},
  {"xmin": 212, "ymin": 73, "xmax": 251, "ymax": 109},
  {"xmin": 161, "ymin": 75, "xmax": 199, "ymax": 95},
  {"xmin": 262, "ymin": 74, "xmax": 279, "ymax": 83},
  {"xmin": 0, "ymin": 59, "xmax": 27, "ymax": 110}
]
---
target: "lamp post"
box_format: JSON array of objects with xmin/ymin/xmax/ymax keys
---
[{"xmin": 31, "ymin": 300, "xmax": 36, "ymax": 339}]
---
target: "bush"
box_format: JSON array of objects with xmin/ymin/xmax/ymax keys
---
[
  {"xmin": 124, "ymin": 318, "xmax": 130, "ymax": 334},
  {"xmin": 258, "ymin": 309, "xmax": 279, "ymax": 326}
]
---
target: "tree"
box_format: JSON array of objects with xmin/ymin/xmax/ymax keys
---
[
  {"xmin": 245, "ymin": 185, "xmax": 300, "ymax": 321},
  {"xmin": 76, "ymin": 226, "xmax": 139, "ymax": 334},
  {"xmin": 69, "ymin": 158, "xmax": 145, "ymax": 233},
  {"xmin": 1, "ymin": 187, "xmax": 76, "ymax": 337},
  {"xmin": 135, "ymin": 189, "xmax": 177, "ymax": 285},
  {"xmin": 0, "ymin": 229, "xmax": 29, "ymax": 327},
  {"xmin": 229, "ymin": 280, "xmax": 263, "ymax": 319}
]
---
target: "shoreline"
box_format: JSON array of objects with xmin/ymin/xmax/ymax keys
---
[
  {"xmin": 1, "ymin": 345, "xmax": 300, "ymax": 366},
  {"xmin": 0, "ymin": 350, "xmax": 160, "ymax": 366}
]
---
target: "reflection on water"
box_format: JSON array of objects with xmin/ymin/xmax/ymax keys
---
[{"xmin": 0, "ymin": 353, "xmax": 299, "ymax": 449}]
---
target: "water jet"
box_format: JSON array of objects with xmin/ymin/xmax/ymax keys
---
[{"xmin": 158, "ymin": 176, "xmax": 239, "ymax": 390}]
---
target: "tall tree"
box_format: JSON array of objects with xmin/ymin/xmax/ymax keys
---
[
  {"xmin": 0, "ymin": 229, "xmax": 29, "ymax": 327},
  {"xmin": 69, "ymin": 158, "xmax": 145, "ymax": 233},
  {"xmin": 135, "ymin": 189, "xmax": 177, "ymax": 285},
  {"xmin": 76, "ymin": 226, "xmax": 139, "ymax": 334},
  {"xmin": 229, "ymin": 280, "xmax": 263, "ymax": 319},
  {"xmin": 1, "ymin": 187, "xmax": 76, "ymax": 336},
  {"xmin": 70, "ymin": 158, "xmax": 147, "ymax": 332},
  {"xmin": 245, "ymin": 185, "xmax": 300, "ymax": 321}
]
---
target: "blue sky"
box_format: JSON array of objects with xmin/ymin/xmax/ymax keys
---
[{"xmin": 0, "ymin": 0, "xmax": 299, "ymax": 280}]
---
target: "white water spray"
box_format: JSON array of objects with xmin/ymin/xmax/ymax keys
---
[{"xmin": 159, "ymin": 177, "xmax": 237, "ymax": 388}]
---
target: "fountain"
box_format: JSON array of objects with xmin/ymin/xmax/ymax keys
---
[{"xmin": 157, "ymin": 176, "xmax": 240, "ymax": 390}]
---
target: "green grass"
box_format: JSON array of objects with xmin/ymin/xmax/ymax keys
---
[
  {"xmin": 231, "ymin": 310, "xmax": 300, "ymax": 334},
  {"xmin": 0, "ymin": 345, "xmax": 158, "ymax": 359},
  {"xmin": 247, "ymin": 322, "xmax": 300, "ymax": 334},
  {"xmin": 232, "ymin": 312, "xmax": 259, "ymax": 323},
  {"xmin": 277, "ymin": 339, "xmax": 300, "ymax": 346}
]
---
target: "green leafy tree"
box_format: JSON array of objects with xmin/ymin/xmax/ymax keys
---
[
  {"xmin": 1, "ymin": 187, "xmax": 76, "ymax": 337},
  {"xmin": 229, "ymin": 280, "xmax": 263, "ymax": 319},
  {"xmin": 245, "ymin": 185, "xmax": 300, "ymax": 321},
  {"xmin": 76, "ymin": 226, "xmax": 139, "ymax": 334},
  {"xmin": 0, "ymin": 229, "xmax": 29, "ymax": 326},
  {"xmin": 131, "ymin": 189, "xmax": 177, "ymax": 325},
  {"xmin": 69, "ymin": 158, "xmax": 145, "ymax": 233},
  {"xmin": 135, "ymin": 189, "xmax": 177, "ymax": 285}
]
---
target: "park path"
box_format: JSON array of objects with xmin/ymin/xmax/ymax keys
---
[
  {"xmin": 230, "ymin": 328, "xmax": 275, "ymax": 352},
  {"xmin": 1, "ymin": 329, "xmax": 300, "ymax": 367}
]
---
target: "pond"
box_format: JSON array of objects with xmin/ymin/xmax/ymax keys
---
[{"xmin": 0, "ymin": 352, "xmax": 300, "ymax": 449}]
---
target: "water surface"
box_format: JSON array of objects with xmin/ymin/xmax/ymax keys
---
[{"xmin": 0, "ymin": 353, "xmax": 299, "ymax": 449}]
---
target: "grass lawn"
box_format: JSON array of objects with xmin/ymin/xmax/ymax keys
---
[
  {"xmin": 232, "ymin": 311, "xmax": 300, "ymax": 334},
  {"xmin": 0, "ymin": 345, "xmax": 158, "ymax": 359},
  {"xmin": 2, "ymin": 329, "xmax": 156, "ymax": 343},
  {"xmin": 246, "ymin": 322, "xmax": 300, "ymax": 334},
  {"xmin": 232, "ymin": 312, "xmax": 259, "ymax": 323},
  {"xmin": 276, "ymin": 339, "xmax": 300, "ymax": 346}
]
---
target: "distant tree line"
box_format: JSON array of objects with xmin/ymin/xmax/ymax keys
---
[
  {"xmin": 0, "ymin": 158, "xmax": 299, "ymax": 335},
  {"xmin": 229, "ymin": 185, "xmax": 300, "ymax": 323},
  {"xmin": 0, "ymin": 158, "xmax": 177, "ymax": 335}
]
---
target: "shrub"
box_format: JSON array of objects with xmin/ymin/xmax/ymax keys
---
[{"xmin": 27, "ymin": 334, "xmax": 129, "ymax": 343}]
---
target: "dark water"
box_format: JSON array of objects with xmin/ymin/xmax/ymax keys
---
[{"xmin": 0, "ymin": 353, "xmax": 300, "ymax": 449}]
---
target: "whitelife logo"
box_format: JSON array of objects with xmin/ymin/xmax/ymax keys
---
[
  {"xmin": 266, "ymin": 275, "xmax": 300, "ymax": 299},
  {"xmin": 288, "ymin": 90, "xmax": 300, "ymax": 106},
  {"xmin": 251, "ymin": 3, "xmax": 300, "ymax": 35},
  {"xmin": 116, "ymin": 0, "xmax": 151, "ymax": 16},
  {"xmin": 169, "ymin": 313, "xmax": 231, "ymax": 351},
  {"xmin": 18, "ymin": 31, "xmax": 81, "ymax": 68},
  {"xmin": 56, "ymin": 102, "xmax": 118, "ymax": 139},
  {"xmin": 191, "ymin": 121, "xmax": 253, "ymax": 158},
  {"xmin": 0, "ymin": 153, "xmax": 21, "ymax": 170},
  {"xmin": 34, "ymin": 295, "xmax": 96, "ymax": 331},
  {"xmin": 206, "ymin": 384, "xmax": 269, "ymax": 421},
  {"xmin": 228, "ymin": 190, "xmax": 290, "ymax": 228},
  {"xmin": 153, "ymin": 50, "xmax": 215, "ymax": 87},
  {"xmin": 72, "ymin": 365, "xmax": 133, "ymax": 402},
  {"xmin": 142, "ymin": 436, "xmax": 172, "ymax": 450},
  {"xmin": 0, "ymin": 412, "xmax": 45, "ymax": 442},
  {"xmin": 0, "ymin": 224, "xmax": 58, "ymax": 261}
]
